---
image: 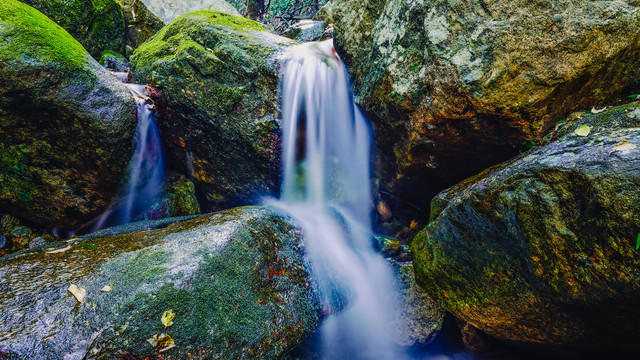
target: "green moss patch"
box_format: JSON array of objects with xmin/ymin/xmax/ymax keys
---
[{"xmin": 0, "ymin": 0, "xmax": 89, "ymax": 71}]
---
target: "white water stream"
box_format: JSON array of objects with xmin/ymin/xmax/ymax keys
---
[
  {"xmin": 89, "ymin": 84, "xmax": 166, "ymax": 231},
  {"xmin": 269, "ymin": 40, "xmax": 408, "ymax": 359}
]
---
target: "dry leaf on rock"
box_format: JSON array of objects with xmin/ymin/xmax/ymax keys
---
[
  {"xmin": 161, "ymin": 309, "xmax": 175, "ymax": 328},
  {"xmin": 68, "ymin": 284, "xmax": 86, "ymax": 303},
  {"xmin": 45, "ymin": 245, "xmax": 71, "ymax": 254},
  {"xmin": 591, "ymin": 107, "xmax": 607, "ymax": 114},
  {"xmin": 101, "ymin": 285, "xmax": 112, "ymax": 292},
  {"xmin": 612, "ymin": 141, "xmax": 637, "ymax": 154},
  {"xmin": 574, "ymin": 125, "xmax": 591, "ymax": 137},
  {"xmin": 147, "ymin": 333, "xmax": 176, "ymax": 353}
]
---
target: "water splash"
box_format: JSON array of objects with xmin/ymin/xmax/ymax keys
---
[
  {"xmin": 269, "ymin": 40, "xmax": 408, "ymax": 359},
  {"xmin": 87, "ymin": 84, "xmax": 166, "ymax": 232}
]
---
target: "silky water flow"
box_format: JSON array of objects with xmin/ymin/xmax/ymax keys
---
[{"xmin": 269, "ymin": 40, "xmax": 409, "ymax": 359}]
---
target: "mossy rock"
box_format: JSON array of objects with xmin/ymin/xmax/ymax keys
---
[
  {"xmin": 412, "ymin": 102, "xmax": 640, "ymax": 356},
  {"xmin": 0, "ymin": 0, "xmax": 136, "ymax": 230},
  {"xmin": 131, "ymin": 11, "xmax": 296, "ymax": 212},
  {"xmin": 0, "ymin": 206, "xmax": 319, "ymax": 359},
  {"xmin": 19, "ymin": 0, "xmax": 126, "ymax": 59}
]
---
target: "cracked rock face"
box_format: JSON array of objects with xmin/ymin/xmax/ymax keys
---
[{"xmin": 332, "ymin": 0, "xmax": 640, "ymax": 220}]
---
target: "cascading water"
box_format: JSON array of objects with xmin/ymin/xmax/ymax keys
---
[
  {"xmin": 88, "ymin": 83, "xmax": 166, "ymax": 231},
  {"xmin": 270, "ymin": 40, "xmax": 408, "ymax": 359}
]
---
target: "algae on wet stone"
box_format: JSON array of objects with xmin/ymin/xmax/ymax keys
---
[
  {"xmin": 0, "ymin": 207, "xmax": 318, "ymax": 359},
  {"xmin": 131, "ymin": 11, "xmax": 295, "ymax": 212}
]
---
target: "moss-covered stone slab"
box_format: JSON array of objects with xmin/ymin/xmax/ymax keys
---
[
  {"xmin": 0, "ymin": 0, "xmax": 136, "ymax": 230},
  {"xmin": 19, "ymin": 0, "xmax": 126, "ymax": 59},
  {"xmin": 0, "ymin": 206, "xmax": 319, "ymax": 359},
  {"xmin": 131, "ymin": 11, "xmax": 296, "ymax": 212},
  {"xmin": 412, "ymin": 102, "xmax": 640, "ymax": 354},
  {"xmin": 331, "ymin": 0, "xmax": 640, "ymax": 222}
]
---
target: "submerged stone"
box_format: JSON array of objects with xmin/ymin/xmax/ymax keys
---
[
  {"xmin": 412, "ymin": 101, "xmax": 640, "ymax": 355},
  {"xmin": 0, "ymin": 206, "xmax": 319, "ymax": 359},
  {"xmin": 131, "ymin": 11, "xmax": 295, "ymax": 212},
  {"xmin": 0, "ymin": 0, "xmax": 136, "ymax": 229},
  {"xmin": 19, "ymin": 0, "xmax": 126, "ymax": 59}
]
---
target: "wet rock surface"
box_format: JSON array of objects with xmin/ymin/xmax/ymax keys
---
[
  {"xmin": 0, "ymin": 0, "xmax": 136, "ymax": 230},
  {"xmin": 140, "ymin": 0, "xmax": 241, "ymax": 24},
  {"xmin": 412, "ymin": 101, "xmax": 640, "ymax": 354},
  {"xmin": 0, "ymin": 206, "xmax": 319, "ymax": 359},
  {"xmin": 331, "ymin": 0, "xmax": 640, "ymax": 222},
  {"xmin": 131, "ymin": 11, "xmax": 295, "ymax": 212},
  {"xmin": 282, "ymin": 20, "xmax": 331, "ymax": 42},
  {"xmin": 19, "ymin": 0, "xmax": 126, "ymax": 59},
  {"xmin": 392, "ymin": 261, "xmax": 445, "ymax": 347},
  {"xmin": 117, "ymin": 0, "xmax": 165, "ymax": 50}
]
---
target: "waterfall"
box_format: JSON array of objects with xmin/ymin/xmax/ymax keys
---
[
  {"xmin": 270, "ymin": 40, "xmax": 408, "ymax": 359},
  {"xmin": 87, "ymin": 84, "xmax": 166, "ymax": 231}
]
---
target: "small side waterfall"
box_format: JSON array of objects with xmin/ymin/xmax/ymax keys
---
[
  {"xmin": 88, "ymin": 84, "xmax": 166, "ymax": 231},
  {"xmin": 270, "ymin": 40, "xmax": 408, "ymax": 359}
]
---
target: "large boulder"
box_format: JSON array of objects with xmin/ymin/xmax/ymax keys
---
[
  {"xmin": 141, "ymin": 0, "xmax": 241, "ymax": 23},
  {"xmin": 131, "ymin": 11, "xmax": 295, "ymax": 211},
  {"xmin": 331, "ymin": 0, "xmax": 640, "ymax": 220},
  {"xmin": 412, "ymin": 101, "xmax": 640, "ymax": 355},
  {"xmin": 0, "ymin": 207, "xmax": 319, "ymax": 359},
  {"xmin": 19, "ymin": 0, "xmax": 126, "ymax": 59},
  {"xmin": 0, "ymin": 0, "xmax": 136, "ymax": 230}
]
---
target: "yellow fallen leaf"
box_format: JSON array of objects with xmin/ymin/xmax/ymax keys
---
[
  {"xmin": 591, "ymin": 106, "xmax": 607, "ymax": 114},
  {"xmin": 68, "ymin": 284, "xmax": 86, "ymax": 303},
  {"xmin": 45, "ymin": 245, "xmax": 71, "ymax": 254},
  {"xmin": 147, "ymin": 333, "xmax": 176, "ymax": 353},
  {"xmin": 574, "ymin": 125, "xmax": 591, "ymax": 137},
  {"xmin": 161, "ymin": 309, "xmax": 175, "ymax": 328},
  {"xmin": 101, "ymin": 285, "xmax": 112, "ymax": 292},
  {"xmin": 612, "ymin": 141, "xmax": 637, "ymax": 153}
]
